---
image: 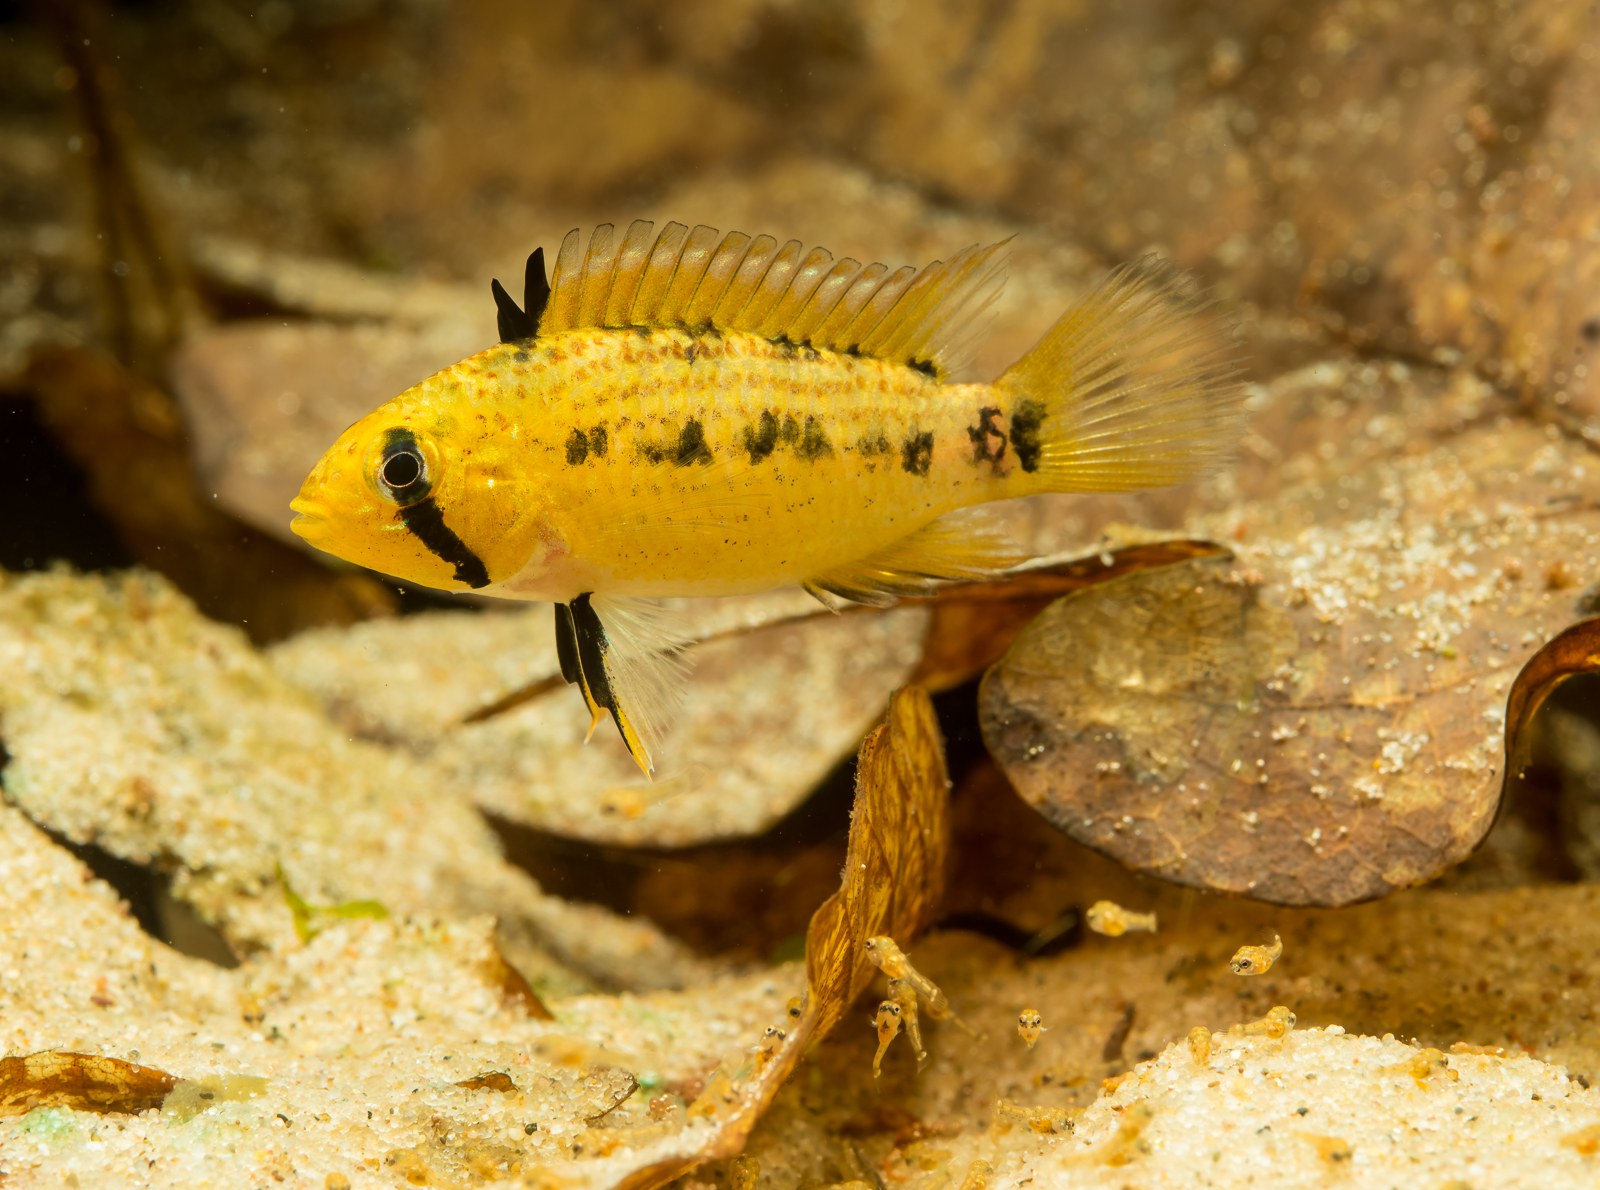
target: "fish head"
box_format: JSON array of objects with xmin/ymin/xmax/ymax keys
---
[{"xmin": 290, "ymin": 384, "xmax": 550, "ymax": 593}]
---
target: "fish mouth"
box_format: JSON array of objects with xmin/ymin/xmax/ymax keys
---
[{"xmin": 288, "ymin": 495, "xmax": 325, "ymax": 543}]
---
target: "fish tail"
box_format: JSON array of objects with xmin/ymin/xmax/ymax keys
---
[{"xmin": 994, "ymin": 257, "xmax": 1243, "ymax": 493}]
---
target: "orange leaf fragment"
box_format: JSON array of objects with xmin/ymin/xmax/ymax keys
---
[
  {"xmin": 0, "ymin": 1050, "xmax": 179, "ymax": 1117},
  {"xmin": 615, "ymin": 686, "xmax": 951, "ymax": 1188}
]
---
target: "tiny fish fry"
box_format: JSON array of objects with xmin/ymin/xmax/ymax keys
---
[
  {"xmin": 291, "ymin": 221, "xmax": 1243, "ymax": 774},
  {"xmin": 1086, "ymin": 900, "xmax": 1158, "ymax": 937},
  {"xmin": 1229, "ymin": 934, "xmax": 1283, "ymax": 976}
]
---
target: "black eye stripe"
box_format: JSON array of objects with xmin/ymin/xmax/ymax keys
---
[
  {"xmin": 400, "ymin": 497, "xmax": 489, "ymax": 589},
  {"xmin": 375, "ymin": 427, "xmax": 489, "ymax": 589}
]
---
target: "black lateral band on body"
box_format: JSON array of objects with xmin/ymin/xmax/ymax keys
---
[{"xmin": 398, "ymin": 497, "xmax": 490, "ymax": 589}]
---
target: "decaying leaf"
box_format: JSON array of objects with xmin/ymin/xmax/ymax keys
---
[
  {"xmin": 803, "ymin": 688, "xmax": 952, "ymax": 1036},
  {"xmin": 0, "ymin": 1052, "xmax": 178, "ymax": 1117},
  {"xmin": 982, "ymin": 415, "xmax": 1600, "ymax": 906},
  {"xmin": 1504, "ymin": 616, "xmax": 1600, "ymax": 789},
  {"xmin": 455, "ymin": 1071, "xmax": 519, "ymax": 1094},
  {"xmin": 615, "ymin": 686, "xmax": 952, "ymax": 1187},
  {"xmin": 912, "ymin": 541, "xmax": 1228, "ymax": 693}
]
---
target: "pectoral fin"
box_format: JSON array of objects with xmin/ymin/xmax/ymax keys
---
[
  {"xmin": 553, "ymin": 594, "xmax": 690, "ymax": 777},
  {"xmin": 802, "ymin": 508, "xmax": 1025, "ymax": 609}
]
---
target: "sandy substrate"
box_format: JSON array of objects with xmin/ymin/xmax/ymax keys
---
[{"xmin": 1, "ymin": 568, "xmax": 1598, "ymax": 1187}]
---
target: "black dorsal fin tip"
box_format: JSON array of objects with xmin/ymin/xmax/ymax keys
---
[
  {"xmin": 491, "ymin": 277, "xmax": 535, "ymax": 343},
  {"xmin": 523, "ymin": 246, "xmax": 552, "ymax": 327},
  {"xmin": 491, "ymin": 247, "xmax": 551, "ymax": 344}
]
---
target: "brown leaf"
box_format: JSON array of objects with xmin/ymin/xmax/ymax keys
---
[
  {"xmin": 912, "ymin": 541, "xmax": 1228, "ymax": 692},
  {"xmin": 455, "ymin": 1071, "xmax": 518, "ymax": 1093},
  {"xmin": 1506, "ymin": 617, "xmax": 1600, "ymax": 787},
  {"xmin": 981, "ymin": 419, "xmax": 1600, "ymax": 906},
  {"xmin": 802, "ymin": 686, "xmax": 952, "ymax": 1035},
  {"xmin": 0, "ymin": 1051, "xmax": 179, "ymax": 1117},
  {"xmin": 614, "ymin": 686, "xmax": 951, "ymax": 1188}
]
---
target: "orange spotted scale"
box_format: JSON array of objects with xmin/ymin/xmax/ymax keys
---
[{"xmin": 291, "ymin": 220, "xmax": 1242, "ymax": 775}]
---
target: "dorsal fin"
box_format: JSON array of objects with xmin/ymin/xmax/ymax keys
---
[
  {"xmin": 529, "ymin": 220, "xmax": 1009, "ymax": 379},
  {"xmin": 490, "ymin": 246, "xmax": 551, "ymax": 344}
]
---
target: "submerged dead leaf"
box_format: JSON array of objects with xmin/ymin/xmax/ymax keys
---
[
  {"xmin": 803, "ymin": 686, "xmax": 952, "ymax": 1035},
  {"xmin": 1504, "ymin": 617, "xmax": 1600, "ymax": 789},
  {"xmin": 981, "ymin": 415, "xmax": 1600, "ymax": 906},
  {"xmin": 0, "ymin": 1051, "xmax": 178, "ymax": 1117},
  {"xmin": 455, "ymin": 1071, "xmax": 519, "ymax": 1094},
  {"xmin": 913, "ymin": 540, "xmax": 1228, "ymax": 693},
  {"xmin": 616, "ymin": 687, "xmax": 951, "ymax": 1188}
]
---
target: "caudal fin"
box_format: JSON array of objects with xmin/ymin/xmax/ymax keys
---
[{"xmin": 996, "ymin": 257, "xmax": 1243, "ymax": 493}]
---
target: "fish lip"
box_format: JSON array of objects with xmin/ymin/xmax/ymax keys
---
[{"xmin": 287, "ymin": 495, "xmax": 324, "ymax": 541}]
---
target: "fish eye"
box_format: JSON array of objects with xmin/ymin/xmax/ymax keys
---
[{"xmin": 374, "ymin": 428, "xmax": 433, "ymax": 506}]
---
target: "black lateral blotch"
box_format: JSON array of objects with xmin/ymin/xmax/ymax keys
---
[
  {"xmin": 967, "ymin": 405, "xmax": 1007, "ymax": 470},
  {"xmin": 743, "ymin": 410, "xmax": 779, "ymax": 464},
  {"xmin": 674, "ymin": 418, "xmax": 714, "ymax": 466},
  {"xmin": 797, "ymin": 415, "xmax": 832, "ymax": 460},
  {"xmin": 1010, "ymin": 399, "xmax": 1047, "ymax": 473},
  {"xmin": 901, "ymin": 430, "xmax": 934, "ymax": 477}
]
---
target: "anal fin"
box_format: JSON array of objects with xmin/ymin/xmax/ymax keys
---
[
  {"xmin": 802, "ymin": 508, "xmax": 1025, "ymax": 609},
  {"xmin": 554, "ymin": 594, "xmax": 690, "ymax": 777}
]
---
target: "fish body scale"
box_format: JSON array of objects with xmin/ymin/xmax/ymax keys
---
[{"xmin": 450, "ymin": 328, "xmax": 1016, "ymax": 601}]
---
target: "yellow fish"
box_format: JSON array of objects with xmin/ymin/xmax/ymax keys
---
[{"xmin": 291, "ymin": 221, "xmax": 1241, "ymax": 775}]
